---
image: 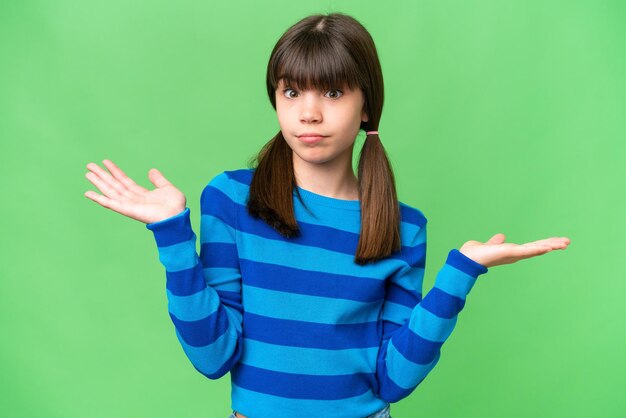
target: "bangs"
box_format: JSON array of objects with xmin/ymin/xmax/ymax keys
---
[{"xmin": 270, "ymin": 31, "xmax": 363, "ymax": 93}]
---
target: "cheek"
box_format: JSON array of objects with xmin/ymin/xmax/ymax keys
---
[
  {"xmin": 275, "ymin": 105, "xmax": 289, "ymax": 127},
  {"xmin": 341, "ymin": 107, "xmax": 365, "ymax": 129}
]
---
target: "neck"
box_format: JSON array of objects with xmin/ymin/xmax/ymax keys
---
[{"xmin": 292, "ymin": 154, "xmax": 359, "ymax": 201}]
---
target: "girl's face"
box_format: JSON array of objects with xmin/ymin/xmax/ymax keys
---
[{"xmin": 275, "ymin": 78, "xmax": 369, "ymax": 171}]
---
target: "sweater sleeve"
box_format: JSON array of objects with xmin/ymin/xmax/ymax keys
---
[
  {"xmin": 375, "ymin": 222, "xmax": 488, "ymax": 402},
  {"xmin": 145, "ymin": 172, "xmax": 244, "ymax": 379}
]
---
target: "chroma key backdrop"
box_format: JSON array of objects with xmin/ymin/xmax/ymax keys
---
[{"xmin": 1, "ymin": 1, "xmax": 624, "ymax": 417}]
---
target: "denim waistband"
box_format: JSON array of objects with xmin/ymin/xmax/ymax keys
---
[{"xmin": 228, "ymin": 403, "xmax": 390, "ymax": 418}]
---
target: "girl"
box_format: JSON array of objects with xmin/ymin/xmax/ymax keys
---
[{"xmin": 84, "ymin": 12, "xmax": 570, "ymax": 418}]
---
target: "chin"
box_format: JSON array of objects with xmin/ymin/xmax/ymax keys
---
[{"xmin": 294, "ymin": 153, "xmax": 335, "ymax": 166}]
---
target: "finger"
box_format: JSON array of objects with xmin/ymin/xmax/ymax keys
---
[
  {"xmin": 102, "ymin": 159, "xmax": 148, "ymax": 193},
  {"xmin": 486, "ymin": 233, "xmax": 506, "ymax": 245},
  {"xmin": 148, "ymin": 168, "xmax": 173, "ymax": 189},
  {"xmin": 85, "ymin": 171, "xmax": 122, "ymax": 200},
  {"xmin": 523, "ymin": 237, "xmax": 570, "ymax": 249},
  {"xmin": 554, "ymin": 237, "xmax": 571, "ymax": 247},
  {"xmin": 86, "ymin": 162, "xmax": 131, "ymax": 196},
  {"xmin": 533, "ymin": 236, "xmax": 570, "ymax": 244},
  {"xmin": 84, "ymin": 190, "xmax": 124, "ymax": 213},
  {"xmin": 517, "ymin": 244, "xmax": 553, "ymax": 258},
  {"xmin": 550, "ymin": 239, "xmax": 570, "ymax": 249}
]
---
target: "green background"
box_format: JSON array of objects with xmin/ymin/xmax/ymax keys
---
[{"xmin": 1, "ymin": 0, "xmax": 624, "ymax": 417}]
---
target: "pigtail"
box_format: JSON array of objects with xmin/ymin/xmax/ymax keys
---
[
  {"xmin": 247, "ymin": 131, "xmax": 300, "ymax": 238},
  {"xmin": 355, "ymin": 132, "xmax": 401, "ymax": 265}
]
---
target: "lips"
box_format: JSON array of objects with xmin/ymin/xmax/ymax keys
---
[
  {"xmin": 297, "ymin": 133, "xmax": 327, "ymax": 144},
  {"xmin": 299, "ymin": 132, "xmax": 326, "ymax": 137},
  {"xmin": 298, "ymin": 133, "xmax": 327, "ymax": 138},
  {"xmin": 298, "ymin": 135, "xmax": 326, "ymax": 144}
]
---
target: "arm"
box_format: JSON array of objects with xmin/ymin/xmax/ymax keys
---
[
  {"xmin": 375, "ymin": 222, "xmax": 488, "ymax": 402},
  {"xmin": 145, "ymin": 173, "xmax": 244, "ymax": 379}
]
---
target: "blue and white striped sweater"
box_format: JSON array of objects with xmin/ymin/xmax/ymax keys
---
[{"xmin": 146, "ymin": 168, "xmax": 488, "ymax": 418}]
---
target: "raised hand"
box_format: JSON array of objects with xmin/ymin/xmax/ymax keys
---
[
  {"xmin": 459, "ymin": 233, "xmax": 571, "ymax": 268},
  {"xmin": 84, "ymin": 159, "xmax": 187, "ymax": 224}
]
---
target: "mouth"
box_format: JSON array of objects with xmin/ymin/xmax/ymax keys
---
[
  {"xmin": 297, "ymin": 132, "xmax": 328, "ymax": 144},
  {"xmin": 297, "ymin": 134, "xmax": 327, "ymax": 144},
  {"xmin": 298, "ymin": 132, "xmax": 327, "ymax": 138}
]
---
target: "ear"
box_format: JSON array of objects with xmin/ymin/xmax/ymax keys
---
[{"xmin": 359, "ymin": 91, "xmax": 370, "ymax": 122}]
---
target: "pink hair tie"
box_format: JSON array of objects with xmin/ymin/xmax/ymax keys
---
[{"xmin": 366, "ymin": 131, "xmax": 379, "ymax": 135}]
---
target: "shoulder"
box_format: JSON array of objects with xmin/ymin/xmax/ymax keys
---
[
  {"xmin": 206, "ymin": 167, "xmax": 254, "ymax": 189},
  {"xmin": 398, "ymin": 200, "xmax": 427, "ymax": 249},
  {"xmin": 399, "ymin": 200, "xmax": 427, "ymax": 228},
  {"xmin": 201, "ymin": 167, "xmax": 254, "ymax": 207}
]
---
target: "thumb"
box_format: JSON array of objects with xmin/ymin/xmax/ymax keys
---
[
  {"xmin": 486, "ymin": 233, "xmax": 506, "ymax": 245},
  {"xmin": 148, "ymin": 168, "xmax": 172, "ymax": 188}
]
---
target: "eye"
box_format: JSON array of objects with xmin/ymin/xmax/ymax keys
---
[
  {"xmin": 282, "ymin": 88, "xmax": 298, "ymax": 98},
  {"xmin": 281, "ymin": 87, "xmax": 343, "ymax": 99},
  {"xmin": 326, "ymin": 89, "xmax": 343, "ymax": 99}
]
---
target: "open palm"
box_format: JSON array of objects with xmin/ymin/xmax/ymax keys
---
[
  {"xmin": 84, "ymin": 159, "xmax": 186, "ymax": 224},
  {"xmin": 460, "ymin": 233, "xmax": 571, "ymax": 268}
]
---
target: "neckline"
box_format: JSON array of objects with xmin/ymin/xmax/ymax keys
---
[{"xmin": 294, "ymin": 185, "xmax": 361, "ymax": 211}]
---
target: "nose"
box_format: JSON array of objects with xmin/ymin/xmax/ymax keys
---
[{"xmin": 299, "ymin": 93, "xmax": 322, "ymax": 124}]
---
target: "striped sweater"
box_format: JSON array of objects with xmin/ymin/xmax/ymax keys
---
[{"xmin": 146, "ymin": 168, "xmax": 488, "ymax": 418}]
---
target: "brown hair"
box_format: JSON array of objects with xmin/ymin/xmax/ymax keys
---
[{"xmin": 247, "ymin": 12, "xmax": 400, "ymax": 265}]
